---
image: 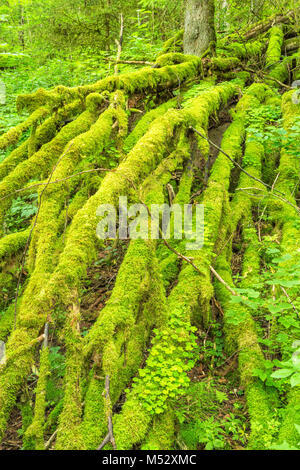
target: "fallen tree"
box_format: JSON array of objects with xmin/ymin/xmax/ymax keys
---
[{"xmin": 0, "ymin": 8, "xmax": 299, "ymax": 451}]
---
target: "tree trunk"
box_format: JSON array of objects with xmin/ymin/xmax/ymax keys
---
[
  {"xmin": 183, "ymin": 0, "xmax": 216, "ymax": 56},
  {"xmin": 18, "ymin": 1, "xmax": 25, "ymax": 50}
]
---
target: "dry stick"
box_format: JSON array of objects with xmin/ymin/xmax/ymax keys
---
[
  {"xmin": 190, "ymin": 127, "xmax": 300, "ymax": 214},
  {"xmin": 209, "ymin": 265, "xmax": 237, "ymax": 296},
  {"xmin": 97, "ymin": 375, "xmax": 116, "ymax": 450},
  {"xmin": 0, "ymin": 168, "xmax": 112, "ymax": 202},
  {"xmin": 43, "ymin": 323, "xmax": 49, "ymax": 349},
  {"xmin": 13, "ymin": 143, "xmax": 74, "ymax": 330},
  {"xmin": 44, "ymin": 430, "xmax": 58, "ymax": 450},
  {"xmin": 241, "ymin": 66, "xmax": 293, "ymax": 90},
  {"xmin": 114, "ymin": 13, "xmax": 124, "ymax": 75},
  {"xmin": 102, "ymin": 58, "xmax": 155, "ymax": 66},
  {"xmin": 280, "ymin": 286, "xmax": 300, "ymax": 318},
  {"xmin": 98, "ymin": 433, "xmax": 110, "ymax": 450},
  {"xmin": 236, "ymin": 187, "xmax": 300, "ymax": 213}
]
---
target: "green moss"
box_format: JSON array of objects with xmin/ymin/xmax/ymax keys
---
[
  {"xmin": 44, "ymin": 400, "xmax": 63, "ymax": 434},
  {"xmin": 27, "ymin": 92, "xmax": 126, "ymax": 272},
  {"xmin": 210, "ymin": 56, "xmax": 240, "ymax": 71},
  {"xmin": 214, "ymin": 248, "xmax": 276, "ymax": 450},
  {"xmin": 23, "ymin": 346, "xmax": 50, "ymax": 450},
  {"xmin": 19, "ymin": 402, "xmax": 34, "ymax": 447},
  {"xmin": 114, "ymin": 396, "xmax": 152, "ymax": 450},
  {"xmin": 270, "ymin": 92, "xmax": 300, "ymax": 447},
  {"xmin": 158, "ymin": 30, "xmax": 184, "ymax": 56},
  {"xmin": 55, "ymin": 306, "xmax": 85, "ymax": 450},
  {"xmin": 218, "ymin": 39, "xmax": 266, "ymax": 59},
  {"xmin": 0, "ymin": 229, "xmax": 30, "ymax": 262},
  {"xmin": 49, "ymin": 80, "xmax": 241, "ymax": 307},
  {"xmin": 0, "ymin": 107, "xmax": 49, "ymax": 152},
  {"xmin": 0, "ymin": 303, "xmax": 14, "ymax": 341},
  {"xmin": 0, "ymin": 100, "xmax": 83, "ymax": 182},
  {"xmin": 0, "ymin": 79, "xmax": 247, "ymax": 444},
  {"xmin": 84, "ymin": 240, "xmax": 160, "ymax": 357},
  {"xmin": 213, "ymin": 98, "xmax": 280, "ymax": 449},
  {"xmin": 93, "ymin": 82, "xmax": 272, "ymax": 450},
  {"xmin": 0, "ymin": 327, "xmax": 41, "ymax": 440},
  {"xmin": 265, "ymin": 27, "xmax": 289, "ymax": 87},
  {"xmin": 157, "ymin": 166, "xmax": 194, "ymax": 288},
  {"xmin": 0, "ymin": 105, "xmax": 98, "ymax": 230},
  {"xmin": 81, "ymin": 134, "xmax": 192, "ymax": 449},
  {"xmin": 278, "ymin": 388, "xmax": 300, "ymax": 447},
  {"xmin": 265, "ymin": 26, "xmax": 284, "ymax": 69},
  {"xmin": 141, "ymin": 408, "xmax": 175, "ymax": 450},
  {"xmin": 123, "ymin": 99, "xmax": 176, "ymax": 154},
  {"xmin": 16, "ymin": 58, "xmax": 203, "ymax": 113},
  {"xmin": 80, "ymin": 373, "xmax": 107, "ymax": 450},
  {"xmin": 155, "ymin": 53, "xmax": 199, "ymax": 68}
]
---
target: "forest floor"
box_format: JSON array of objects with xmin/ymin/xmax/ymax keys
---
[{"xmin": 0, "ymin": 16, "xmax": 299, "ymax": 451}]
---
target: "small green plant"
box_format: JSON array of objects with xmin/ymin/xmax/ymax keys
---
[
  {"xmin": 223, "ymin": 413, "xmax": 248, "ymax": 444},
  {"xmin": 5, "ymin": 194, "xmax": 38, "ymax": 233},
  {"xmin": 46, "ymin": 346, "xmax": 66, "ymax": 407},
  {"xmin": 199, "ymin": 321, "xmax": 225, "ymax": 368},
  {"xmin": 180, "ymin": 417, "xmax": 226, "ymax": 450},
  {"xmin": 131, "ymin": 316, "xmax": 199, "ymax": 415},
  {"xmin": 270, "ymin": 341, "xmax": 300, "ymax": 388}
]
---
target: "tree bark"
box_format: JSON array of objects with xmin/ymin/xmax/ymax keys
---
[{"xmin": 183, "ymin": 0, "xmax": 216, "ymax": 57}]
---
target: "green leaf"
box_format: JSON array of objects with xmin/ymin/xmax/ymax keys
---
[
  {"xmin": 291, "ymin": 373, "xmax": 300, "ymax": 388},
  {"xmin": 271, "ymin": 369, "xmax": 293, "ymax": 379}
]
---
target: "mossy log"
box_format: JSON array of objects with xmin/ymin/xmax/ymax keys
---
[{"xmin": 0, "ymin": 17, "xmax": 299, "ymax": 450}]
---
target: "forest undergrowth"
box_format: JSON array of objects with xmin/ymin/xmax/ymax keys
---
[{"xmin": 0, "ymin": 7, "xmax": 300, "ymax": 451}]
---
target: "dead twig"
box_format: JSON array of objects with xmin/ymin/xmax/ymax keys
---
[
  {"xmin": 98, "ymin": 375, "xmax": 116, "ymax": 450},
  {"xmin": 44, "ymin": 429, "xmax": 58, "ymax": 450},
  {"xmin": 190, "ymin": 127, "xmax": 300, "ymax": 215},
  {"xmin": 0, "ymin": 167, "xmax": 112, "ymax": 202},
  {"xmin": 236, "ymin": 187, "xmax": 299, "ymax": 213},
  {"xmin": 242, "ymin": 66, "xmax": 293, "ymax": 90},
  {"xmin": 114, "ymin": 13, "xmax": 124, "ymax": 75},
  {"xmin": 103, "ymin": 58, "xmax": 155, "ymax": 66},
  {"xmin": 280, "ymin": 286, "xmax": 300, "ymax": 318}
]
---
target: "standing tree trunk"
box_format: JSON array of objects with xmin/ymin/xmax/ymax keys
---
[
  {"xmin": 183, "ymin": 0, "xmax": 216, "ymax": 56},
  {"xmin": 18, "ymin": 1, "xmax": 25, "ymax": 50}
]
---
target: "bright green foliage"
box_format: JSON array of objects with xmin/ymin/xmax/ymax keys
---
[{"xmin": 0, "ymin": 1, "xmax": 299, "ymax": 453}]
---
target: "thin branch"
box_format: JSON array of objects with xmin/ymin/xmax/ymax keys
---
[
  {"xmin": 0, "ymin": 167, "xmax": 112, "ymax": 202},
  {"xmin": 114, "ymin": 13, "xmax": 124, "ymax": 75},
  {"xmin": 280, "ymin": 286, "xmax": 300, "ymax": 318},
  {"xmin": 103, "ymin": 58, "xmax": 155, "ymax": 66},
  {"xmin": 43, "ymin": 323, "xmax": 49, "ymax": 349},
  {"xmin": 98, "ymin": 433, "xmax": 110, "ymax": 450},
  {"xmin": 98, "ymin": 375, "xmax": 116, "ymax": 450},
  {"xmin": 236, "ymin": 187, "xmax": 300, "ymax": 213},
  {"xmin": 241, "ymin": 65, "xmax": 292, "ymax": 89},
  {"xmin": 44, "ymin": 429, "xmax": 58, "ymax": 450},
  {"xmin": 190, "ymin": 127, "xmax": 300, "ymax": 214}
]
